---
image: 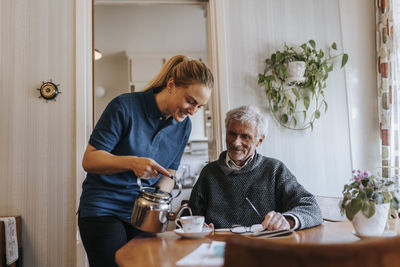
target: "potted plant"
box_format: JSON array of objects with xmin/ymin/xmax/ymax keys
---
[
  {"xmin": 340, "ymin": 169, "xmax": 399, "ymax": 236},
  {"xmin": 258, "ymin": 40, "xmax": 348, "ymax": 130}
]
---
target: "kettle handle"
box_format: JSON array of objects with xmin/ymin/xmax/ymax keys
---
[
  {"xmin": 170, "ymin": 176, "xmax": 182, "ymax": 199},
  {"xmin": 136, "ymin": 176, "xmax": 182, "ymax": 199}
]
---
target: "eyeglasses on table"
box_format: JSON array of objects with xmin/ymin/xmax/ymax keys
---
[{"xmin": 230, "ymin": 224, "xmax": 264, "ymax": 234}]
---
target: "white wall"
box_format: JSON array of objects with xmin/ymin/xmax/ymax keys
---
[
  {"xmin": 223, "ymin": 0, "xmax": 379, "ymax": 197},
  {"xmin": 0, "ymin": 0, "xmax": 75, "ymax": 266},
  {"xmin": 95, "ymin": 52, "xmax": 130, "ymax": 123},
  {"xmin": 95, "ymin": 4, "xmax": 208, "ymax": 54}
]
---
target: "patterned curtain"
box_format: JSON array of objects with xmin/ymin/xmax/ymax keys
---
[{"xmin": 376, "ymin": 0, "xmax": 400, "ymax": 178}]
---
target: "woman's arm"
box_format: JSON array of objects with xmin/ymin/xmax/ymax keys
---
[{"xmin": 82, "ymin": 144, "xmax": 171, "ymax": 178}]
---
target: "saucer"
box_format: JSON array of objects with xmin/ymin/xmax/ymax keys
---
[
  {"xmin": 352, "ymin": 230, "xmax": 397, "ymax": 239},
  {"xmin": 174, "ymin": 227, "xmax": 213, "ymax": 239}
]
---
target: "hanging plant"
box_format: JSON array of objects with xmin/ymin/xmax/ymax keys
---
[{"xmin": 258, "ymin": 40, "xmax": 348, "ymax": 130}]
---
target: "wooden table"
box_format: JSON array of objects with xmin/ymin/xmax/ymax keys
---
[{"xmin": 115, "ymin": 220, "xmax": 400, "ymax": 267}]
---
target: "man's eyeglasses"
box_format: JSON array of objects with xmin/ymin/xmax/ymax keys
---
[{"xmin": 230, "ymin": 224, "xmax": 263, "ymax": 234}]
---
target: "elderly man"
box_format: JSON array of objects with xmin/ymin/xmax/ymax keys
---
[{"xmin": 188, "ymin": 105, "xmax": 322, "ymax": 230}]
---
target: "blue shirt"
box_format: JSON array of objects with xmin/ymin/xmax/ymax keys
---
[{"xmin": 78, "ymin": 88, "xmax": 191, "ymax": 221}]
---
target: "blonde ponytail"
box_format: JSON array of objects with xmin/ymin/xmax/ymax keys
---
[{"xmin": 143, "ymin": 55, "xmax": 214, "ymax": 91}]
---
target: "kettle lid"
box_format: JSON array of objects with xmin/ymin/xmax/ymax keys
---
[{"xmin": 140, "ymin": 187, "xmax": 172, "ymax": 203}]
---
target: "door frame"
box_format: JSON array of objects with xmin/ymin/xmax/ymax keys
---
[{"xmin": 75, "ymin": 0, "xmax": 228, "ymax": 265}]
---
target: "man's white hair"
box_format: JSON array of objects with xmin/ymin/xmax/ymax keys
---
[{"xmin": 225, "ymin": 105, "xmax": 269, "ymax": 138}]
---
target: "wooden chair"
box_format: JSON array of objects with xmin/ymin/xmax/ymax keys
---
[
  {"xmin": 315, "ymin": 195, "xmax": 347, "ymax": 222},
  {"xmin": 224, "ymin": 235, "xmax": 400, "ymax": 267}
]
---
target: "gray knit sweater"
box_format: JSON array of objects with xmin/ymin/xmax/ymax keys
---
[{"xmin": 188, "ymin": 151, "xmax": 323, "ymax": 229}]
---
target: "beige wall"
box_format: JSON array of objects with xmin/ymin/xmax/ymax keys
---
[
  {"xmin": 223, "ymin": 0, "xmax": 378, "ymax": 197},
  {"xmin": 0, "ymin": 0, "xmax": 379, "ymax": 266},
  {"xmin": 0, "ymin": 0, "xmax": 75, "ymax": 266}
]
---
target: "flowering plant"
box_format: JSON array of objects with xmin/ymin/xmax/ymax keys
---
[{"xmin": 340, "ymin": 170, "xmax": 399, "ymax": 220}]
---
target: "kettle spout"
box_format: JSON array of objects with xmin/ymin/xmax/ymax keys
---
[{"xmin": 167, "ymin": 203, "xmax": 192, "ymax": 221}]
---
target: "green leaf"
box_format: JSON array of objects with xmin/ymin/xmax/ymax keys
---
[
  {"xmin": 266, "ymin": 75, "xmax": 276, "ymax": 82},
  {"xmin": 279, "ymin": 65, "xmax": 286, "ymax": 80},
  {"xmin": 276, "ymin": 51, "xmax": 283, "ymax": 62},
  {"xmin": 315, "ymin": 110, "xmax": 320, "ymax": 119},
  {"xmin": 324, "ymin": 101, "xmax": 328, "ymax": 112},
  {"xmin": 362, "ymin": 202, "xmax": 375, "ymax": 218},
  {"xmin": 358, "ymin": 190, "xmax": 366, "ymax": 200},
  {"xmin": 350, "ymin": 198, "xmax": 362, "ymax": 215},
  {"xmin": 281, "ymin": 114, "xmax": 288, "ymax": 123},
  {"xmin": 293, "ymin": 116, "xmax": 297, "ymax": 127},
  {"xmin": 341, "ymin": 54, "xmax": 349, "ymax": 68},
  {"xmin": 327, "ymin": 64, "xmax": 333, "ymax": 72},
  {"xmin": 273, "ymin": 105, "xmax": 278, "ymax": 113},
  {"xmin": 310, "ymin": 121, "xmax": 313, "ymax": 131},
  {"xmin": 303, "ymin": 110, "xmax": 307, "ymax": 121},
  {"xmin": 345, "ymin": 204, "xmax": 355, "ymax": 221},
  {"xmin": 365, "ymin": 187, "xmax": 373, "ymax": 198},
  {"xmin": 331, "ymin": 42, "xmax": 337, "ymax": 50},
  {"xmin": 288, "ymin": 100, "xmax": 295, "ymax": 111},
  {"xmin": 304, "ymin": 96, "xmax": 310, "ymax": 110},
  {"xmin": 291, "ymin": 88, "xmax": 300, "ymax": 100},
  {"xmin": 271, "ymin": 54, "xmax": 276, "ymax": 64},
  {"xmin": 309, "ymin": 40, "xmax": 316, "ymax": 49},
  {"xmin": 264, "ymin": 83, "xmax": 271, "ymax": 92},
  {"xmin": 258, "ymin": 74, "xmax": 265, "ymax": 84}
]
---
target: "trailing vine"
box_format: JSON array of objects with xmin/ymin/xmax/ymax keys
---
[{"xmin": 258, "ymin": 40, "xmax": 348, "ymax": 130}]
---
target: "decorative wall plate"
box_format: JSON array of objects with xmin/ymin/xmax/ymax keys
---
[{"xmin": 37, "ymin": 80, "xmax": 61, "ymax": 102}]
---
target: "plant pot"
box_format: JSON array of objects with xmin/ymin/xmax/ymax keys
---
[
  {"xmin": 351, "ymin": 202, "xmax": 390, "ymax": 236},
  {"xmin": 286, "ymin": 61, "xmax": 306, "ymax": 83}
]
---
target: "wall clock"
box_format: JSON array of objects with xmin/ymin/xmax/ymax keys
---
[{"xmin": 37, "ymin": 80, "xmax": 61, "ymax": 102}]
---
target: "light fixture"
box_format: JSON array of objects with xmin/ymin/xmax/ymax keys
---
[
  {"xmin": 95, "ymin": 86, "xmax": 106, "ymax": 98},
  {"xmin": 94, "ymin": 49, "xmax": 102, "ymax": 60}
]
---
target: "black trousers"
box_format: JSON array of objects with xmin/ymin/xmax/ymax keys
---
[{"xmin": 78, "ymin": 216, "xmax": 143, "ymax": 267}]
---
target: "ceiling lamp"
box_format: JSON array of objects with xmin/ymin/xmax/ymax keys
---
[{"xmin": 94, "ymin": 49, "xmax": 103, "ymax": 60}]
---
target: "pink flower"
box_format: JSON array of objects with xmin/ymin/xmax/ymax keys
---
[
  {"xmin": 363, "ymin": 171, "xmax": 371, "ymax": 178},
  {"xmin": 352, "ymin": 169, "xmax": 371, "ymax": 182},
  {"xmin": 359, "ymin": 184, "xmax": 364, "ymax": 190}
]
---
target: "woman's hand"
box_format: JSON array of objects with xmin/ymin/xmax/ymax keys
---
[
  {"xmin": 130, "ymin": 157, "xmax": 171, "ymax": 178},
  {"xmin": 82, "ymin": 144, "xmax": 171, "ymax": 178}
]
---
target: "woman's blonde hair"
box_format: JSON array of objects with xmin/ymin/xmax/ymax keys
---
[{"xmin": 143, "ymin": 55, "xmax": 214, "ymax": 91}]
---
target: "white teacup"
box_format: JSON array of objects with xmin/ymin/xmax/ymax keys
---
[{"xmin": 175, "ymin": 216, "xmax": 205, "ymax": 233}]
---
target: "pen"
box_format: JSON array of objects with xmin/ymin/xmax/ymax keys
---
[{"xmin": 246, "ymin": 197, "xmax": 262, "ymax": 218}]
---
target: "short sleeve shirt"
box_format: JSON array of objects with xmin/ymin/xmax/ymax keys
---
[{"xmin": 78, "ymin": 88, "xmax": 191, "ymax": 221}]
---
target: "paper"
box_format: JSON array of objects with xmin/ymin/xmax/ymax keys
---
[{"xmin": 176, "ymin": 241, "xmax": 226, "ymax": 266}]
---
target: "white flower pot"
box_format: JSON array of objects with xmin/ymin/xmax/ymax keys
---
[
  {"xmin": 286, "ymin": 61, "xmax": 306, "ymax": 83},
  {"xmin": 351, "ymin": 202, "xmax": 390, "ymax": 236}
]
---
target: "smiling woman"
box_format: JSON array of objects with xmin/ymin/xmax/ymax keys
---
[
  {"xmin": 78, "ymin": 54, "xmax": 214, "ymax": 267},
  {"xmin": 93, "ymin": 2, "xmax": 217, "ymax": 190}
]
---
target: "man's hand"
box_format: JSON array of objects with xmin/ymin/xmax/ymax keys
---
[{"xmin": 261, "ymin": 211, "xmax": 292, "ymax": 231}]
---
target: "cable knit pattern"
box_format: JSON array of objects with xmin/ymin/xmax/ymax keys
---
[{"xmin": 188, "ymin": 151, "xmax": 323, "ymax": 229}]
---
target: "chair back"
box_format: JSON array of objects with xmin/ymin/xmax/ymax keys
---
[
  {"xmin": 224, "ymin": 235, "xmax": 400, "ymax": 267},
  {"xmin": 315, "ymin": 195, "xmax": 347, "ymax": 222}
]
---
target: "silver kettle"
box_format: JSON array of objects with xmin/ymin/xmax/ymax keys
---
[{"xmin": 130, "ymin": 177, "xmax": 190, "ymax": 233}]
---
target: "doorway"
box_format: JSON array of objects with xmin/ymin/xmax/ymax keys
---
[{"xmin": 75, "ymin": 0, "xmax": 228, "ymax": 266}]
